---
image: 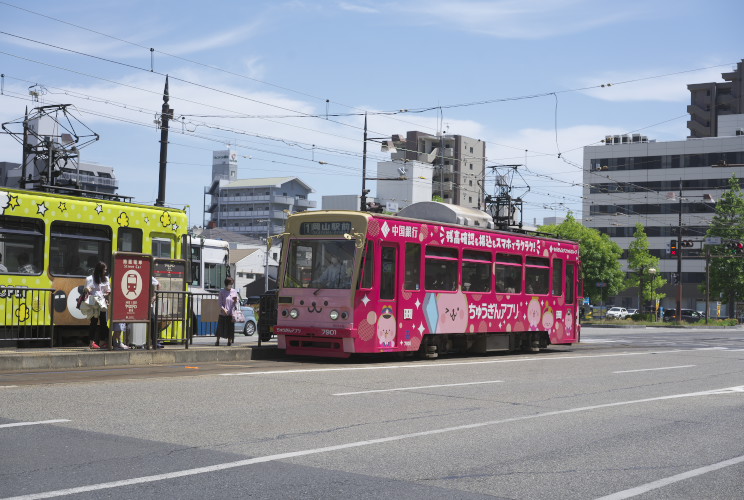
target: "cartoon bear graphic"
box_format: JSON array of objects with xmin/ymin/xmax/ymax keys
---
[{"xmin": 377, "ymin": 305, "xmax": 396, "ymax": 347}]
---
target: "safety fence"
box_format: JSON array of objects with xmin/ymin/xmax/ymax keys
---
[{"xmin": 0, "ymin": 287, "xmax": 55, "ymax": 347}]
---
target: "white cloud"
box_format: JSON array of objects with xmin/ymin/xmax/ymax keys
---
[
  {"xmin": 338, "ymin": 2, "xmax": 379, "ymax": 14},
  {"xmin": 391, "ymin": 0, "xmax": 640, "ymax": 39}
]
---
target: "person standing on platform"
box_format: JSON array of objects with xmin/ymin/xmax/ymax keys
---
[
  {"xmin": 216, "ymin": 276, "xmax": 238, "ymax": 347},
  {"xmin": 86, "ymin": 261, "xmax": 111, "ymax": 349}
]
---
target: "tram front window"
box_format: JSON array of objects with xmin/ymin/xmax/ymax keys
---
[{"xmin": 284, "ymin": 239, "xmax": 356, "ymax": 289}]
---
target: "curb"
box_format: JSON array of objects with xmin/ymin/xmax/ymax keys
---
[{"xmin": 0, "ymin": 345, "xmax": 285, "ymax": 373}]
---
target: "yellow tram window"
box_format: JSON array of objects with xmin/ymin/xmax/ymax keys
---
[
  {"xmin": 50, "ymin": 222, "xmax": 111, "ymax": 277},
  {"xmin": 151, "ymin": 236, "xmax": 173, "ymax": 258},
  {"xmin": 0, "ymin": 216, "xmax": 44, "ymax": 275},
  {"xmin": 118, "ymin": 227, "xmax": 143, "ymax": 253}
]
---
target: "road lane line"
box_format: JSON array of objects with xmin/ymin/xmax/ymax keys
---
[
  {"xmin": 0, "ymin": 419, "xmax": 70, "ymax": 429},
  {"xmin": 613, "ymin": 365, "xmax": 695, "ymax": 374},
  {"xmin": 595, "ymin": 453, "xmax": 744, "ymax": 500},
  {"xmin": 0, "ymin": 385, "xmax": 18, "ymax": 389},
  {"xmin": 220, "ymin": 350, "xmax": 688, "ymax": 376},
  {"xmin": 4, "ymin": 385, "xmax": 743, "ymax": 500},
  {"xmin": 333, "ymin": 380, "xmax": 503, "ymax": 396}
]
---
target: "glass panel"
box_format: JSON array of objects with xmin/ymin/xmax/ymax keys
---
[
  {"xmin": 381, "ymin": 246, "xmax": 396, "ymax": 300},
  {"xmin": 404, "ymin": 243, "xmax": 421, "ymax": 290},
  {"xmin": 50, "ymin": 221, "xmax": 111, "ymax": 276},
  {"xmin": 463, "ymin": 261, "xmax": 491, "ymax": 292},
  {"xmin": 463, "ymin": 249, "xmax": 490, "ymax": 261},
  {"xmin": 117, "ymin": 227, "xmax": 142, "ymax": 252},
  {"xmin": 0, "ymin": 216, "xmax": 44, "ymax": 275},
  {"xmin": 495, "ymin": 264, "xmax": 522, "ymax": 293},
  {"xmin": 552, "ymin": 258, "xmax": 563, "ymax": 296},
  {"xmin": 426, "ymin": 246, "xmax": 458, "ymax": 258},
  {"xmin": 525, "ymin": 266, "xmax": 550, "ymax": 295},
  {"xmin": 566, "ymin": 263, "xmax": 576, "ymax": 304},
  {"xmin": 152, "ymin": 238, "xmax": 172, "ymax": 258},
  {"xmin": 425, "ymin": 258, "xmax": 458, "ymax": 291},
  {"xmin": 283, "ymin": 239, "xmax": 356, "ymax": 289},
  {"xmin": 361, "ymin": 243, "xmax": 373, "ymax": 289},
  {"xmin": 496, "ymin": 253, "xmax": 522, "ymax": 264}
]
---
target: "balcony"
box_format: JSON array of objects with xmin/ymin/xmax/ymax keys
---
[{"xmin": 294, "ymin": 198, "xmax": 316, "ymax": 208}]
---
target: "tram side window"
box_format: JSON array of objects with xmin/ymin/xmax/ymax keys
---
[
  {"xmin": 525, "ymin": 256, "xmax": 550, "ymax": 295},
  {"xmin": 50, "ymin": 221, "xmax": 111, "ymax": 276},
  {"xmin": 380, "ymin": 246, "xmax": 397, "ymax": 300},
  {"xmin": 424, "ymin": 246, "xmax": 458, "ymax": 291},
  {"xmin": 552, "ymin": 258, "xmax": 563, "ymax": 296},
  {"xmin": 0, "ymin": 216, "xmax": 44, "ymax": 275},
  {"xmin": 404, "ymin": 243, "xmax": 421, "ymax": 290},
  {"xmin": 360, "ymin": 243, "xmax": 374, "ymax": 289},
  {"xmin": 152, "ymin": 237, "xmax": 172, "ymax": 258},
  {"xmin": 462, "ymin": 249, "xmax": 491, "ymax": 292},
  {"xmin": 118, "ymin": 227, "xmax": 143, "ymax": 253},
  {"xmin": 495, "ymin": 253, "xmax": 522, "ymax": 293},
  {"xmin": 566, "ymin": 263, "xmax": 576, "ymax": 304}
]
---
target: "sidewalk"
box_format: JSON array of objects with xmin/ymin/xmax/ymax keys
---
[{"xmin": 0, "ymin": 335, "xmax": 282, "ymax": 373}]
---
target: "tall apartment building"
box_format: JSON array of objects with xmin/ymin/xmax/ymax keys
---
[
  {"xmin": 204, "ymin": 150, "xmax": 316, "ymax": 239},
  {"xmin": 582, "ymin": 120, "xmax": 744, "ymax": 313},
  {"xmin": 687, "ymin": 59, "xmax": 744, "ymax": 138},
  {"xmin": 382, "ymin": 131, "xmax": 486, "ymax": 210}
]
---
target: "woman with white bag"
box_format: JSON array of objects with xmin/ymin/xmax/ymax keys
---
[{"xmin": 85, "ymin": 261, "xmax": 111, "ymax": 350}]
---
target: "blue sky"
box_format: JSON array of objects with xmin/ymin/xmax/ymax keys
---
[{"xmin": 0, "ymin": 0, "xmax": 741, "ymax": 226}]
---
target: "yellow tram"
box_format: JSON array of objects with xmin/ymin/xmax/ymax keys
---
[{"xmin": 0, "ymin": 187, "xmax": 188, "ymax": 346}]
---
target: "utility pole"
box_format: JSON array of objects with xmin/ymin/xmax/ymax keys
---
[
  {"xmin": 676, "ymin": 180, "xmax": 682, "ymax": 325},
  {"xmin": 360, "ymin": 113, "xmax": 368, "ymax": 211},
  {"xmin": 155, "ymin": 76, "xmax": 173, "ymax": 207}
]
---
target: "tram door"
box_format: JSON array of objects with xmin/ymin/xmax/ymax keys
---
[{"xmin": 379, "ymin": 245, "xmax": 398, "ymax": 347}]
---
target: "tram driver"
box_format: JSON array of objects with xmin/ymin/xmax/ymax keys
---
[{"xmin": 314, "ymin": 255, "xmax": 347, "ymax": 288}]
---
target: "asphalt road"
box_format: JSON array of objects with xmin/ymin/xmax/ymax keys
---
[{"xmin": 1, "ymin": 326, "xmax": 743, "ymax": 499}]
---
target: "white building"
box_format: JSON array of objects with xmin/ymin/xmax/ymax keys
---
[{"xmin": 582, "ymin": 128, "xmax": 744, "ymax": 313}]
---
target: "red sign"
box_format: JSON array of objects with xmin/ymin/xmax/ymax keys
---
[{"xmin": 112, "ymin": 253, "xmax": 152, "ymax": 322}]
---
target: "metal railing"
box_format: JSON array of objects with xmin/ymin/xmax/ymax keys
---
[
  {"xmin": 0, "ymin": 287, "xmax": 55, "ymax": 346},
  {"xmin": 152, "ymin": 290, "xmax": 192, "ymax": 349}
]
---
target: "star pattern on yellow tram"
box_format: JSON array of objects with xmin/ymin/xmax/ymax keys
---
[
  {"xmin": 36, "ymin": 201, "xmax": 48, "ymax": 216},
  {"xmin": 8, "ymin": 194, "xmax": 20, "ymax": 210},
  {"xmin": 95, "ymin": 204, "xmax": 104, "ymax": 214},
  {"xmin": 58, "ymin": 202, "xmax": 67, "ymax": 211}
]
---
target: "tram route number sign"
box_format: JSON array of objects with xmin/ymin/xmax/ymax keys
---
[{"xmin": 112, "ymin": 252, "xmax": 153, "ymax": 322}]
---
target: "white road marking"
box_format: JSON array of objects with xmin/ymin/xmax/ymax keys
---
[
  {"xmin": 595, "ymin": 453, "xmax": 744, "ymax": 500},
  {"xmin": 0, "ymin": 385, "xmax": 18, "ymax": 389},
  {"xmin": 4, "ymin": 385, "xmax": 743, "ymax": 500},
  {"xmin": 0, "ymin": 419, "xmax": 70, "ymax": 429},
  {"xmin": 613, "ymin": 365, "xmax": 696, "ymax": 374},
  {"xmin": 220, "ymin": 350, "xmax": 687, "ymax": 376},
  {"xmin": 333, "ymin": 380, "xmax": 503, "ymax": 396},
  {"xmin": 694, "ymin": 347, "xmax": 728, "ymax": 350}
]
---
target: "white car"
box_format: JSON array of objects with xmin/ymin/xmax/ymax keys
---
[{"xmin": 606, "ymin": 307, "xmax": 629, "ymax": 319}]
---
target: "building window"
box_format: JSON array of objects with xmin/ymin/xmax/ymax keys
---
[
  {"xmin": 469, "ymin": 147, "xmax": 473, "ymax": 153},
  {"xmin": 470, "ymin": 163, "xmax": 473, "ymax": 170}
]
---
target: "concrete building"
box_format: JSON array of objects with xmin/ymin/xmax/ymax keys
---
[
  {"xmin": 687, "ymin": 59, "xmax": 744, "ymax": 138},
  {"xmin": 582, "ymin": 129, "xmax": 744, "ymax": 314},
  {"xmin": 381, "ymin": 131, "xmax": 486, "ymax": 210},
  {"xmin": 204, "ymin": 149, "xmax": 316, "ymax": 239}
]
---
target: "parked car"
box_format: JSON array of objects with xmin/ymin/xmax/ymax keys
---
[
  {"xmin": 626, "ymin": 308, "xmax": 638, "ymax": 316},
  {"xmin": 663, "ymin": 309, "xmax": 702, "ymax": 323},
  {"xmin": 234, "ymin": 305, "xmax": 258, "ymax": 336},
  {"xmin": 606, "ymin": 307, "xmax": 629, "ymax": 319}
]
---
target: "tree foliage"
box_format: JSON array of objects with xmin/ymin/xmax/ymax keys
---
[
  {"xmin": 539, "ymin": 213, "xmax": 625, "ymax": 303},
  {"xmin": 705, "ymin": 174, "xmax": 744, "ymax": 317},
  {"xmin": 626, "ymin": 223, "xmax": 666, "ymax": 305}
]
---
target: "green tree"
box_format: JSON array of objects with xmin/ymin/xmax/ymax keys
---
[
  {"xmin": 626, "ymin": 223, "xmax": 666, "ymax": 312},
  {"xmin": 432, "ymin": 195, "xmax": 444, "ymax": 203},
  {"xmin": 705, "ymin": 174, "xmax": 744, "ymax": 318},
  {"xmin": 539, "ymin": 213, "xmax": 625, "ymax": 304}
]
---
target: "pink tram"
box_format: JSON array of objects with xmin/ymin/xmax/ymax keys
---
[{"xmin": 273, "ymin": 202, "xmax": 582, "ymax": 358}]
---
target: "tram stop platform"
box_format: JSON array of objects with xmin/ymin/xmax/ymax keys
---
[{"xmin": 0, "ymin": 336, "xmax": 282, "ymax": 373}]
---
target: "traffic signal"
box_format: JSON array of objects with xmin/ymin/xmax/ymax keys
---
[
  {"xmin": 681, "ymin": 240, "xmax": 694, "ymax": 248},
  {"xmin": 671, "ymin": 273, "xmax": 679, "ymax": 284},
  {"xmin": 670, "ymin": 239, "xmax": 678, "ymax": 256},
  {"xmin": 726, "ymin": 240, "xmax": 744, "ymax": 254}
]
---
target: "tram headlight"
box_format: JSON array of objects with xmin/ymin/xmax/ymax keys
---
[
  {"xmin": 289, "ymin": 308, "xmax": 299, "ymax": 319},
  {"xmin": 329, "ymin": 310, "xmax": 339, "ymax": 320}
]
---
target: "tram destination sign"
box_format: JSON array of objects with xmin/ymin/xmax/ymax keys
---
[{"xmin": 300, "ymin": 221, "xmax": 353, "ymax": 235}]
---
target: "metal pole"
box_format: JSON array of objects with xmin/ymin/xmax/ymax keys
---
[
  {"xmin": 265, "ymin": 220, "xmax": 270, "ymax": 292},
  {"xmin": 705, "ymin": 245, "xmax": 710, "ymax": 325},
  {"xmin": 155, "ymin": 76, "xmax": 173, "ymax": 207},
  {"xmin": 361, "ymin": 113, "xmax": 368, "ymax": 211},
  {"xmin": 676, "ymin": 180, "xmax": 682, "ymax": 325},
  {"xmin": 638, "ymin": 268, "xmax": 643, "ymax": 312}
]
